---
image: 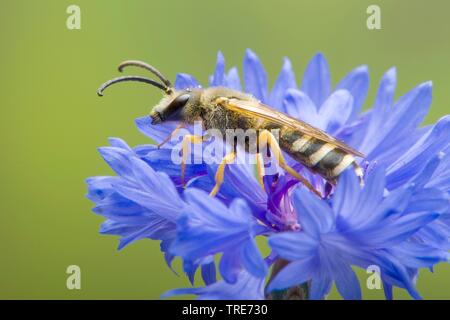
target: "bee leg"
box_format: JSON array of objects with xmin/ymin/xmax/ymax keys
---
[
  {"xmin": 256, "ymin": 153, "xmax": 266, "ymax": 192},
  {"xmin": 181, "ymin": 134, "xmax": 205, "ymax": 186},
  {"xmin": 352, "ymin": 161, "xmax": 365, "ymax": 187},
  {"xmin": 157, "ymin": 123, "xmax": 185, "ymax": 149},
  {"xmin": 209, "ymin": 151, "xmax": 237, "ymax": 197},
  {"xmin": 259, "ymin": 130, "xmax": 322, "ymax": 198}
]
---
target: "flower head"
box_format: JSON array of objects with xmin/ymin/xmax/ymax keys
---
[
  {"xmin": 171, "ymin": 189, "xmax": 269, "ymax": 282},
  {"xmin": 268, "ymin": 168, "xmax": 448, "ymax": 299},
  {"xmin": 87, "ymin": 50, "xmax": 450, "ymax": 299}
]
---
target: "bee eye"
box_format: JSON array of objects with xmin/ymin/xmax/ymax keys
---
[
  {"xmin": 162, "ymin": 93, "xmax": 190, "ymax": 121},
  {"xmin": 171, "ymin": 94, "xmax": 190, "ymax": 109}
]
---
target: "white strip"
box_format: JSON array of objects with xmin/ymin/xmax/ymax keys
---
[
  {"xmin": 309, "ymin": 143, "xmax": 335, "ymax": 166},
  {"xmin": 292, "ymin": 135, "xmax": 312, "ymax": 153},
  {"xmin": 332, "ymin": 154, "xmax": 355, "ymax": 177},
  {"xmin": 354, "ymin": 166, "xmax": 363, "ymax": 177}
]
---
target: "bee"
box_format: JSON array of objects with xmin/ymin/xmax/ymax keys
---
[{"xmin": 97, "ymin": 60, "xmax": 364, "ymax": 198}]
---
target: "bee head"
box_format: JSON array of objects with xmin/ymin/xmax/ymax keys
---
[
  {"xmin": 97, "ymin": 60, "xmax": 203, "ymax": 125},
  {"xmin": 150, "ymin": 91, "xmax": 193, "ymax": 124},
  {"xmin": 97, "ymin": 60, "xmax": 184, "ymax": 122}
]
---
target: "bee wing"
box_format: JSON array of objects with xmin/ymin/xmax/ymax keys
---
[{"xmin": 219, "ymin": 97, "xmax": 364, "ymax": 157}]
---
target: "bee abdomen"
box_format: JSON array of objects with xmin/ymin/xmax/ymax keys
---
[{"xmin": 281, "ymin": 132, "xmax": 356, "ymax": 181}]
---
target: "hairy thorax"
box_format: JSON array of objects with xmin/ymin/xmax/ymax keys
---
[{"xmin": 198, "ymin": 87, "xmax": 260, "ymax": 134}]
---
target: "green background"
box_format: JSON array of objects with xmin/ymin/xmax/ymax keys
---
[{"xmin": 0, "ymin": 0, "xmax": 449, "ymax": 299}]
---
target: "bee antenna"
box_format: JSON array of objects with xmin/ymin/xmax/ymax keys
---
[
  {"xmin": 97, "ymin": 75, "xmax": 171, "ymax": 97},
  {"xmin": 118, "ymin": 60, "xmax": 173, "ymax": 89}
]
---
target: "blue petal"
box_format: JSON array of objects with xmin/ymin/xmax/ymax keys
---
[
  {"xmin": 221, "ymin": 162, "xmax": 267, "ymax": 214},
  {"xmin": 389, "ymin": 242, "xmax": 449, "ymax": 269},
  {"xmin": 375, "ymin": 67, "xmax": 397, "ymax": 111},
  {"xmin": 225, "ymin": 67, "xmax": 242, "ymax": 91},
  {"xmin": 183, "ymin": 260, "xmax": 199, "ymax": 285},
  {"xmin": 112, "ymin": 164, "xmax": 183, "ymax": 221},
  {"xmin": 174, "ymin": 73, "xmax": 200, "ymax": 90},
  {"xmin": 309, "ymin": 274, "xmax": 332, "ymax": 300},
  {"xmin": 387, "ymin": 116, "xmax": 450, "ymax": 189},
  {"xmin": 292, "ymin": 186, "xmax": 335, "ymax": 237},
  {"xmin": 118, "ymin": 217, "xmax": 175, "ymax": 249},
  {"xmin": 243, "ymin": 49, "xmax": 268, "ymax": 102},
  {"xmin": 86, "ymin": 176, "xmax": 119, "ymax": 202},
  {"xmin": 98, "ymin": 147, "xmax": 134, "ymax": 180},
  {"xmin": 99, "ymin": 219, "xmax": 144, "ymax": 235},
  {"xmin": 162, "ymin": 270, "xmax": 265, "ymax": 300},
  {"xmin": 129, "ymin": 157, "xmax": 182, "ymax": 207},
  {"xmin": 339, "ymin": 166, "xmax": 385, "ymax": 229},
  {"xmin": 240, "ymin": 238, "xmax": 268, "ymax": 279},
  {"xmin": 367, "ymin": 212, "xmax": 439, "ymax": 247},
  {"xmin": 359, "ymin": 67, "xmax": 397, "ymax": 153},
  {"xmin": 333, "ymin": 169, "xmax": 361, "ymax": 222},
  {"xmin": 268, "ymin": 232, "xmax": 318, "ymax": 261},
  {"xmin": 337, "ymin": 111, "xmax": 370, "ymax": 151},
  {"xmin": 404, "ymin": 188, "xmax": 449, "ymax": 215},
  {"xmin": 331, "ymin": 261, "xmax": 362, "ymax": 300},
  {"xmin": 415, "ymin": 221, "xmax": 450, "ymax": 251},
  {"xmin": 359, "ymin": 185, "xmax": 412, "ymax": 229},
  {"xmin": 369, "ymin": 128, "xmax": 427, "ymax": 169},
  {"xmin": 427, "ymin": 150, "xmax": 450, "ymax": 190},
  {"xmin": 171, "ymin": 190, "xmax": 264, "ymax": 279},
  {"xmin": 319, "ymin": 89, "xmax": 354, "ymax": 133},
  {"xmin": 336, "ymin": 65, "xmax": 369, "ymax": 121},
  {"xmin": 92, "ymin": 196, "xmax": 152, "ymax": 223},
  {"xmin": 210, "ymin": 51, "xmax": 225, "ymax": 86},
  {"xmin": 383, "ymin": 282, "xmax": 393, "ymax": 300},
  {"xmin": 378, "ymin": 253, "xmax": 422, "ymax": 299},
  {"xmin": 135, "ymin": 116, "xmax": 179, "ymax": 145},
  {"xmin": 219, "ymin": 251, "xmax": 241, "ymax": 284},
  {"xmin": 269, "ymin": 57, "xmax": 296, "ymax": 110},
  {"xmin": 283, "ymin": 89, "xmax": 318, "ymax": 124},
  {"xmin": 201, "ymin": 260, "xmax": 217, "ymax": 285},
  {"xmin": 140, "ymin": 147, "xmax": 207, "ymax": 184},
  {"xmin": 301, "ymin": 53, "xmax": 331, "ymax": 108},
  {"xmin": 368, "ymin": 81, "xmax": 432, "ymax": 159},
  {"xmin": 117, "ymin": 227, "xmax": 153, "ymax": 250},
  {"xmin": 267, "ymin": 258, "xmax": 315, "ymax": 291},
  {"xmin": 108, "ymin": 137, "xmax": 132, "ymax": 151},
  {"xmin": 412, "ymin": 153, "xmax": 443, "ymax": 190},
  {"xmin": 161, "ymin": 238, "xmax": 177, "ymax": 269}
]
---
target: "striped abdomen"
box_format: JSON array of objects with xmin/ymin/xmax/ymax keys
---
[{"xmin": 278, "ymin": 127, "xmax": 360, "ymax": 182}]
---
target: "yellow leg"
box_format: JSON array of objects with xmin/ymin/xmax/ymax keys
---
[
  {"xmin": 157, "ymin": 123, "xmax": 185, "ymax": 149},
  {"xmin": 256, "ymin": 153, "xmax": 265, "ymax": 191},
  {"xmin": 181, "ymin": 134, "xmax": 205, "ymax": 185},
  {"xmin": 259, "ymin": 130, "xmax": 322, "ymax": 198},
  {"xmin": 209, "ymin": 152, "xmax": 237, "ymax": 197}
]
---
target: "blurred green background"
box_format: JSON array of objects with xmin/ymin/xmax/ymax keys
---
[{"xmin": 0, "ymin": 0, "xmax": 449, "ymax": 299}]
